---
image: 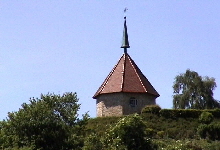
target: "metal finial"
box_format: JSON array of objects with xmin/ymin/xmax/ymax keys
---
[
  {"xmin": 124, "ymin": 7, "xmax": 128, "ymax": 14},
  {"xmin": 123, "ymin": 8, "xmax": 128, "ymax": 20}
]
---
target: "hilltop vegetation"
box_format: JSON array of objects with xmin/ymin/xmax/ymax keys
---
[
  {"xmin": 86, "ymin": 106, "xmax": 220, "ymax": 150},
  {"xmin": 1, "ymin": 94, "xmax": 220, "ymax": 149}
]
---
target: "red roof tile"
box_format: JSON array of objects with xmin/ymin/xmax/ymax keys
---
[{"xmin": 93, "ymin": 53, "xmax": 160, "ymax": 98}]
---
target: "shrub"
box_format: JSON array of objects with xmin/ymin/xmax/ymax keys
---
[
  {"xmin": 166, "ymin": 128, "xmax": 181, "ymax": 139},
  {"xmin": 206, "ymin": 109, "xmax": 220, "ymax": 118},
  {"xmin": 197, "ymin": 124, "xmax": 208, "ymax": 139},
  {"xmin": 141, "ymin": 105, "xmax": 161, "ymax": 115},
  {"xmin": 83, "ymin": 133, "xmax": 103, "ymax": 150},
  {"xmin": 199, "ymin": 112, "xmax": 214, "ymax": 124},
  {"xmin": 160, "ymin": 109, "xmax": 202, "ymax": 118},
  {"xmin": 197, "ymin": 123, "xmax": 220, "ymax": 140},
  {"xmin": 156, "ymin": 131, "xmax": 165, "ymax": 139},
  {"xmin": 159, "ymin": 108, "xmax": 220, "ymax": 119},
  {"xmin": 145, "ymin": 128, "xmax": 156, "ymax": 137},
  {"xmin": 154, "ymin": 139, "xmax": 220, "ymax": 150},
  {"xmin": 203, "ymin": 141, "xmax": 220, "ymax": 150},
  {"xmin": 103, "ymin": 114, "xmax": 155, "ymax": 150}
]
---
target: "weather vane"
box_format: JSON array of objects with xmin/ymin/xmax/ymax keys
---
[{"xmin": 124, "ymin": 7, "xmax": 128, "ymax": 17}]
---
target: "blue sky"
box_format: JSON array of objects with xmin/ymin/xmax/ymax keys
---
[{"xmin": 1, "ymin": 1, "xmax": 220, "ymax": 120}]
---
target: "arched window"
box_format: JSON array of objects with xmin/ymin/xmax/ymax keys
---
[{"xmin": 129, "ymin": 97, "xmax": 137, "ymax": 107}]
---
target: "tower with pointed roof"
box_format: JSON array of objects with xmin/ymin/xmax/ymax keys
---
[{"xmin": 93, "ymin": 16, "xmax": 160, "ymax": 117}]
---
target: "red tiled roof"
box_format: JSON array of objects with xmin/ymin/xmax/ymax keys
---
[{"xmin": 93, "ymin": 53, "xmax": 160, "ymax": 98}]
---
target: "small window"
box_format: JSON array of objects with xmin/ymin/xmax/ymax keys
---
[{"xmin": 129, "ymin": 97, "xmax": 137, "ymax": 107}]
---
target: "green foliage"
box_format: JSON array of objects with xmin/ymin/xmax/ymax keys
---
[
  {"xmin": 1, "ymin": 146, "xmax": 37, "ymax": 150},
  {"xmin": 199, "ymin": 112, "xmax": 214, "ymax": 124},
  {"xmin": 83, "ymin": 114, "xmax": 156, "ymax": 150},
  {"xmin": 3, "ymin": 94, "xmax": 220, "ymax": 149},
  {"xmin": 139, "ymin": 113, "xmax": 201, "ymax": 139},
  {"xmin": 159, "ymin": 108, "xmax": 220, "ymax": 119},
  {"xmin": 145, "ymin": 128, "xmax": 156, "ymax": 137},
  {"xmin": 83, "ymin": 109, "xmax": 220, "ymax": 149},
  {"xmin": 156, "ymin": 131, "xmax": 165, "ymax": 138},
  {"xmin": 197, "ymin": 123, "xmax": 220, "ymax": 140},
  {"xmin": 86, "ymin": 108, "xmax": 220, "ymax": 141},
  {"xmin": 160, "ymin": 109, "xmax": 202, "ymax": 118},
  {"xmin": 206, "ymin": 108, "xmax": 220, "ymax": 117},
  {"xmin": 173, "ymin": 69, "xmax": 219, "ymax": 109},
  {"xmin": 156, "ymin": 140, "xmax": 196, "ymax": 150},
  {"xmin": 141, "ymin": 105, "xmax": 161, "ymax": 115},
  {"xmin": 82, "ymin": 133, "xmax": 103, "ymax": 150},
  {"xmin": 86, "ymin": 116, "xmax": 121, "ymax": 136},
  {"xmin": 202, "ymin": 141, "xmax": 220, "ymax": 150},
  {"xmin": 102, "ymin": 114, "xmax": 155, "ymax": 150},
  {"xmin": 0, "ymin": 92, "xmax": 89, "ymax": 150},
  {"xmin": 154, "ymin": 139, "xmax": 220, "ymax": 150}
]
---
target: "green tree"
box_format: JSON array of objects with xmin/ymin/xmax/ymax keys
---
[
  {"xmin": 173, "ymin": 69, "xmax": 219, "ymax": 109},
  {"xmin": 0, "ymin": 92, "xmax": 88, "ymax": 150}
]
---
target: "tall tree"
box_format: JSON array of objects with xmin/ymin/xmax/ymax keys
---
[
  {"xmin": 173, "ymin": 69, "xmax": 219, "ymax": 109},
  {"xmin": 1, "ymin": 92, "xmax": 89, "ymax": 150}
]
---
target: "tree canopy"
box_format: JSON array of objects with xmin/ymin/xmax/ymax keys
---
[
  {"xmin": 0, "ymin": 92, "xmax": 88, "ymax": 150},
  {"xmin": 173, "ymin": 69, "xmax": 219, "ymax": 109}
]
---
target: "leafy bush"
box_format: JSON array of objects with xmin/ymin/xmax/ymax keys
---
[
  {"xmin": 145, "ymin": 128, "xmax": 156, "ymax": 137},
  {"xmin": 102, "ymin": 114, "xmax": 156, "ymax": 150},
  {"xmin": 141, "ymin": 105, "xmax": 161, "ymax": 115},
  {"xmin": 82, "ymin": 133, "xmax": 103, "ymax": 150},
  {"xmin": 156, "ymin": 131, "xmax": 165, "ymax": 138},
  {"xmin": 199, "ymin": 112, "xmax": 214, "ymax": 124},
  {"xmin": 154, "ymin": 139, "xmax": 220, "ymax": 150},
  {"xmin": 86, "ymin": 116, "xmax": 121, "ymax": 136},
  {"xmin": 205, "ymin": 108, "xmax": 220, "ymax": 118},
  {"xmin": 197, "ymin": 123, "xmax": 220, "ymax": 140},
  {"xmin": 197, "ymin": 124, "xmax": 208, "ymax": 139},
  {"xmin": 202, "ymin": 141, "xmax": 220, "ymax": 150}
]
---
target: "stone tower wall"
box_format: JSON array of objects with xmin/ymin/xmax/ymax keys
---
[{"xmin": 96, "ymin": 92, "xmax": 156, "ymax": 117}]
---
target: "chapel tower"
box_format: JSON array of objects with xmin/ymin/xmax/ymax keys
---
[{"xmin": 93, "ymin": 16, "xmax": 160, "ymax": 117}]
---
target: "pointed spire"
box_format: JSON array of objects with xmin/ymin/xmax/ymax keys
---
[{"xmin": 121, "ymin": 16, "xmax": 130, "ymax": 52}]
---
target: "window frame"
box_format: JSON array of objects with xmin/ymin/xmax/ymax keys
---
[{"xmin": 129, "ymin": 97, "xmax": 137, "ymax": 107}]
